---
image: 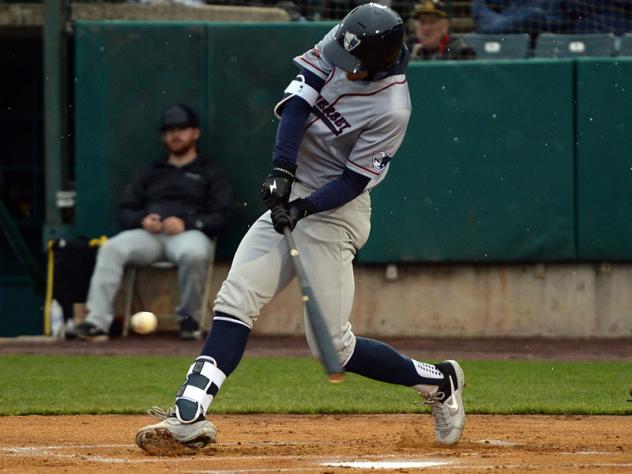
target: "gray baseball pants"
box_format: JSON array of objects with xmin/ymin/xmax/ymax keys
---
[
  {"xmin": 85, "ymin": 228, "xmax": 214, "ymax": 332},
  {"xmin": 214, "ymin": 183, "xmax": 371, "ymax": 364}
]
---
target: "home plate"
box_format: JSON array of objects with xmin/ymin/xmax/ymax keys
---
[{"xmin": 322, "ymin": 460, "xmax": 452, "ymax": 469}]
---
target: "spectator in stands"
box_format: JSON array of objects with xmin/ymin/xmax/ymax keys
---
[
  {"xmin": 471, "ymin": 0, "xmax": 559, "ymax": 35},
  {"xmin": 75, "ymin": 104, "xmax": 234, "ymax": 341},
  {"xmin": 560, "ymin": 0, "xmax": 632, "ymax": 35},
  {"xmin": 410, "ymin": 0, "xmax": 476, "ymax": 60},
  {"xmin": 472, "ymin": 0, "xmax": 632, "ymax": 35}
]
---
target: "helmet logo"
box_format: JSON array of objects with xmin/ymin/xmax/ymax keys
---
[{"xmin": 343, "ymin": 31, "xmax": 361, "ymax": 52}]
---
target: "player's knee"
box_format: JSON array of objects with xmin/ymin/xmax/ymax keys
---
[
  {"xmin": 306, "ymin": 332, "xmax": 355, "ymax": 366},
  {"xmin": 175, "ymin": 356, "xmax": 226, "ymax": 423},
  {"xmin": 213, "ymin": 281, "xmax": 259, "ymax": 327},
  {"xmin": 336, "ymin": 338, "xmax": 356, "ymax": 366}
]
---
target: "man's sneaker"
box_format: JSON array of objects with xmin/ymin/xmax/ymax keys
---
[
  {"xmin": 178, "ymin": 316, "xmax": 201, "ymax": 341},
  {"xmin": 75, "ymin": 321, "xmax": 108, "ymax": 342},
  {"xmin": 63, "ymin": 319, "xmax": 78, "ymax": 340},
  {"xmin": 420, "ymin": 360, "xmax": 465, "ymax": 445},
  {"xmin": 135, "ymin": 406, "xmax": 217, "ymax": 456}
]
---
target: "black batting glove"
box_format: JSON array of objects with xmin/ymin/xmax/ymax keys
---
[
  {"xmin": 260, "ymin": 160, "xmax": 296, "ymax": 209},
  {"xmin": 270, "ymin": 198, "xmax": 313, "ymax": 234},
  {"xmin": 270, "ymin": 205, "xmax": 291, "ymax": 234}
]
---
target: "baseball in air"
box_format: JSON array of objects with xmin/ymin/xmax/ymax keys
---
[{"xmin": 131, "ymin": 311, "xmax": 158, "ymax": 334}]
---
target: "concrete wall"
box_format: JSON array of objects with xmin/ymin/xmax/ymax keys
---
[
  {"xmin": 0, "ymin": 3, "xmax": 289, "ymax": 28},
  {"xmin": 121, "ymin": 262, "xmax": 632, "ymax": 338}
]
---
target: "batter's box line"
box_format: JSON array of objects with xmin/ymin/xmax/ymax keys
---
[
  {"xmin": 3, "ymin": 444, "xmax": 131, "ymax": 451},
  {"xmin": 2, "ymin": 446, "xmax": 130, "ymax": 464},
  {"xmin": 1, "ymin": 445, "xmax": 466, "ymax": 466}
]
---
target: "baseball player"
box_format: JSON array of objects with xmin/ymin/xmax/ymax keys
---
[{"xmin": 135, "ymin": 3, "xmax": 465, "ymax": 454}]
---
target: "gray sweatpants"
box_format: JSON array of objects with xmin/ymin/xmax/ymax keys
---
[
  {"xmin": 214, "ymin": 183, "xmax": 371, "ymax": 364},
  {"xmin": 85, "ymin": 229, "xmax": 214, "ymax": 332}
]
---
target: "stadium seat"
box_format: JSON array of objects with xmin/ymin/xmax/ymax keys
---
[
  {"xmin": 534, "ymin": 33, "xmax": 616, "ymax": 58},
  {"xmin": 463, "ymin": 33, "xmax": 530, "ymax": 59},
  {"xmin": 619, "ymin": 33, "xmax": 632, "ymax": 56}
]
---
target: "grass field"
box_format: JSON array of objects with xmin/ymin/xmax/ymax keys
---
[{"xmin": 0, "ymin": 355, "xmax": 630, "ymax": 416}]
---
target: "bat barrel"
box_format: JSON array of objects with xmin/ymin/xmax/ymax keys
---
[{"xmin": 283, "ymin": 227, "xmax": 345, "ymax": 382}]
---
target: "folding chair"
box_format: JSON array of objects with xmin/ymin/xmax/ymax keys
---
[{"xmin": 122, "ymin": 237, "xmax": 217, "ymax": 336}]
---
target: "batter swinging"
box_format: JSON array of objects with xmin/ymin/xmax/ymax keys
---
[{"xmin": 136, "ymin": 3, "xmax": 465, "ymax": 453}]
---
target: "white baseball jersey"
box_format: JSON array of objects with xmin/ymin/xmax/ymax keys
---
[
  {"xmin": 214, "ymin": 29, "xmax": 412, "ymax": 364},
  {"xmin": 292, "ymin": 29, "xmax": 412, "ymax": 192}
]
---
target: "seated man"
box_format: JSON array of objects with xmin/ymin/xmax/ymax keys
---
[
  {"xmin": 410, "ymin": 0, "xmax": 476, "ymax": 60},
  {"xmin": 76, "ymin": 104, "xmax": 234, "ymax": 341}
]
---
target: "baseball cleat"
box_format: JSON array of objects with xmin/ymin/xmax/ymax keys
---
[
  {"xmin": 421, "ymin": 360, "xmax": 465, "ymax": 445},
  {"xmin": 135, "ymin": 406, "xmax": 217, "ymax": 456}
]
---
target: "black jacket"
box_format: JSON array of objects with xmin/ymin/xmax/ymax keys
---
[{"xmin": 119, "ymin": 154, "xmax": 234, "ymax": 238}]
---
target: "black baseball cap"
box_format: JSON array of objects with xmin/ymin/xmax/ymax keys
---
[
  {"xmin": 413, "ymin": 0, "xmax": 448, "ymax": 19},
  {"xmin": 159, "ymin": 104, "xmax": 199, "ymax": 131}
]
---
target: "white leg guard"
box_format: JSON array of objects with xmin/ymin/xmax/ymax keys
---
[{"xmin": 175, "ymin": 356, "xmax": 227, "ymax": 424}]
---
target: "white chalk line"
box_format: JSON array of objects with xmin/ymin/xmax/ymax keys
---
[
  {"xmin": 474, "ymin": 439, "xmax": 518, "ymax": 447},
  {"xmin": 3, "ymin": 442, "xmax": 631, "ymax": 471},
  {"xmin": 324, "ymin": 460, "xmax": 452, "ymax": 469},
  {"xmin": 1, "ymin": 445, "xmax": 449, "ymax": 462},
  {"xmin": 1, "ymin": 445, "xmax": 464, "ymax": 468},
  {"xmin": 2, "ymin": 446, "xmax": 132, "ymax": 464},
  {"xmin": 474, "ymin": 441, "xmax": 613, "ymax": 457},
  {"xmin": 186, "ymin": 469, "xmax": 326, "ymax": 474},
  {"xmin": 5, "ymin": 444, "xmax": 131, "ymax": 450},
  {"xmin": 184, "ymin": 461, "xmax": 632, "ymax": 474}
]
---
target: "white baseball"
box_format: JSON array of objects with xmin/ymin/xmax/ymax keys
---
[{"xmin": 131, "ymin": 311, "xmax": 157, "ymax": 334}]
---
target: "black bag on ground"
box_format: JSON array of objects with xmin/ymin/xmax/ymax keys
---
[{"xmin": 51, "ymin": 238, "xmax": 99, "ymax": 322}]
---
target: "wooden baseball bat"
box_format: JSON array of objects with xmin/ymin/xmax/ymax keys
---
[{"xmin": 283, "ymin": 227, "xmax": 345, "ymax": 383}]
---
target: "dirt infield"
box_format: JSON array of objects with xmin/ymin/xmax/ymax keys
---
[
  {"xmin": 2, "ymin": 336, "xmax": 631, "ymax": 472},
  {"xmin": 1, "ymin": 414, "xmax": 631, "ymax": 473}
]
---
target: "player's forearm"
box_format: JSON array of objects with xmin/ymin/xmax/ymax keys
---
[
  {"xmin": 306, "ymin": 168, "xmax": 370, "ymax": 214},
  {"xmin": 272, "ymin": 68, "xmax": 325, "ymax": 167},
  {"xmin": 271, "ymin": 96, "xmax": 311, "ymax": 167}
]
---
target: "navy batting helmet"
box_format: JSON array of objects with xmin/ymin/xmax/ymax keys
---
[{"xmin": 322, "ymin": 3, "xmax": 405, "ymax": 74}]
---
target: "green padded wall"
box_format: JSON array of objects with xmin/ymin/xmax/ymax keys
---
[
  {"xmin": 0, "ymin": 277, "xmax": 42, "ymax": 336},
  {"xmin": 74, "ymin": 22, "xmax": 333, "ymax": 259},
  {"xmin": 576, "ymin": 58, "xmax": 632, "ymax": 260},
  {"xmin": 360, "ymin": 60, "xmax": 576, "ymax": 262},
  {"xmin": 75, "ymin": 21, "xmax": 208, "ymax": 239},
  {"xmin": 75, "ymin": 24, "xmax": 579, "ymax": 263},
  {"xmin": 205, "ymin": 23, "xmax": 332, "ymax": 254}
]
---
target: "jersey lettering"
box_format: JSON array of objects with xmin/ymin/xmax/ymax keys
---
[{"xmin": 313, "ymin": 97, "xmax": 352, "ymax": 136}]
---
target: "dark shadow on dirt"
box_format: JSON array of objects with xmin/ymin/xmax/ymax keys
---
[{"xmin": 1, "ymin": 334, "xmax": 631, "ymax": 361}]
